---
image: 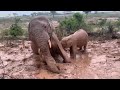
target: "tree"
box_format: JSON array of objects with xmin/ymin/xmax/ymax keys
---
[
  {"xmin": 13, "ymin": 13, "xmax": 18, "ymax": 17},
  {"xmin": 50, "ymin": 11, "xmax": 56, "ymax": 18},
  {"xmin": 83, "ymin": 11, "xmax": 91, "ymax": 14},
  {"xmin": 31, "ymin": 12, "xmax": 37, "ymax": 17}
]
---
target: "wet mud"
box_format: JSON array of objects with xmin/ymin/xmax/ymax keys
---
[{"xmin": 0, "ymin": 39, "xmax": 120, "ymax": 79}]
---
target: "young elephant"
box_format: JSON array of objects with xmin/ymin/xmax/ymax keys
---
[
  {"xmin": 28, "ymin": 17, "xmax": 70, "ymax": 73},
  {"xmin": 61, "ymin": 29, "xmax": 88, "ymax": 60}
]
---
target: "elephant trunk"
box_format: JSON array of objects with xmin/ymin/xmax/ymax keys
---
[{"xmin": 52, "ymin": 32, "xmax": 71, "ymax": 63}]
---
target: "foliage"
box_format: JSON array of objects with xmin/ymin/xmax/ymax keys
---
[
  {"xmin": 59, "ymin": 13, "xmax": 89, "ymax": 35},
  {"xmin": 81, "ymin": 24, "xmax": 93, "ymax": 32},
  {"xmin": 0, "ymin": 29, "xmax": 10, "ymax": 37},
  {"xmin": 23, "ymin": 30, "xmax": 29, "ymax": 37},
  {"xmin": 98, "ymin": 19, "xmax": 107, "ymax": 27},
  {"xmin": 106, "ymin": 21, "xmax": 115, "ymax": 33},
  {"xmin": 60, "ymin": 17, "xmax": 76, "ymax": 34},
  {"xmin": 115, "ymin": 19, "xmax": 120, "ymax": 29},
  {"xmin": 9, "ymin": 18, "xmax": 24, "ymax": 38},
  {"xmin": 73, "ymin": 13, "xmax": 85, "ymax": 29}
]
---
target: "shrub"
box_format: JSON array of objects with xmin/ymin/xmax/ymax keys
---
[
  {"xmin": 59, "ymin": 13, "xmax": 88, "ymax": 35},
  {"xmin": 59, "ymin": 18, "xmax": 74, "ymax": 34},
  {"xmin": 0, "ymin": 29, "xmax": 9, "ymax": 37},
  {"xmin": 107, "ymin": 21, "xmax": 114, "ymax": 33},
  {"xmin": 23, "ymin": 30, "xmax": 29, "ymax": 38},
  {"xmin": 98, "ymin": 19, "xmax": 107, "ymax": 27},
  {"xmin": 81, "ymin": 24, "xmax": 93, "ymax": 32},
  {"xmin": 9, "ymin": 18, "xmax": 24, "ymax": 38},
  {"xmin": 73, "ymin": 12, "xmax": 85, "ymax": 29}
]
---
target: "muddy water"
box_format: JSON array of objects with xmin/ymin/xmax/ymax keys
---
[
  {"xmin": 36, "ymin": 52, "xmax": 96, "ymax": 79},
  {"xmin": 0, "ymin": 39, "xmax": 120, "ymax": 79}
]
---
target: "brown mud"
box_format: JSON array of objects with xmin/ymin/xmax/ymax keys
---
[{"xmin": 0, "ymin": 39, "xmax": 120, "ymax": 79}]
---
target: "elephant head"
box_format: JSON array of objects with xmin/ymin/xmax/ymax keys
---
[
  {"xmin": 34, "ymin": 17, "xmax": 54, "ymax": 36},
  {"xmin": 61, "ymin": 35, "xmax": 73, "ymax": 49}
]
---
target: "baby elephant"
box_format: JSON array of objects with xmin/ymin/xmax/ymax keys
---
[{"xmin": 61, "ymin": 29, "xmax": 88, "ymax": 60}]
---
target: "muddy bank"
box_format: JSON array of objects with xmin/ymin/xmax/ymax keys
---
[{"xmin": 0, "ymin": 39, "xmax": 120, "ymax": 79}]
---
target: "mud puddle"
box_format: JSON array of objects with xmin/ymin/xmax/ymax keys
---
[{"xmin": 0, "ymin": 39, "xmax": 120, "ymax": 79}]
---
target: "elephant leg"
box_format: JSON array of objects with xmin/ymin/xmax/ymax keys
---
[
  {"xmin": 45, "ymin": 56, "xmax": 61, "ymax": 73},
  {"xmin": 38, "ymin": 42, "xmax": 61, "ymax": 73},
  {"xmin": 70, "ymin": 45, "xmax": 76, "ymax": 60},
  {"xmin": 50, "ymin": 49, "xmax": 62, "ymax": 63},
  {"xmin": 31, "ymin": 41, "xmax": 39, "ymax": 55},
  {"xmin": 45, "ymin": 53, "xmax": 61, "ymax": 73},
  {"xmin": 53, "ymin": 55, "xmax": 63, "ymax": 63},
  {"xmin": 52, "ymin": 32, "xmax": 71, "ymax": 63}
]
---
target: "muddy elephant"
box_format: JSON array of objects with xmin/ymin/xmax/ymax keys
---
[
  {"xmin": 61, "ymin": 29, "xmax": 88, "ymax": 60},
  {"xmin": 28, "ymin": 17, "xmax": 70, "ymax": 73}
]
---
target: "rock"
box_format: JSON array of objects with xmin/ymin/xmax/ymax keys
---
[{"xmin": 3, "ymin": 61, "xmax": 9, "ymax": 66}]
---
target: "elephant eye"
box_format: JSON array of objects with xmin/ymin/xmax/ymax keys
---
[{"xmin": 44, "ymin": 26, "xmax": 46, "ymax": 28}]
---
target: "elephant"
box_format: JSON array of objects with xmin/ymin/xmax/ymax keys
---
[
  {"xmin": 61, "ymin": 29, "xmax": 88, "ymax": 60},
  {"xmin": 28, "ymin": 16, "xmax": 71, "ymax": 73}
]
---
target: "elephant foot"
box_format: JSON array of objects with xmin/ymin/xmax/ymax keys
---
[
  {"xmin": 47, "ymin": 65, "xmax": 61, "ymax": 73},
  {"xmin": 46, "ymin": 59, "xmax": 61, "ymax": 73},
  {"xmin": 63, "ymin": 59, "xmax": 71, "ymax": 63},
  {"xmin": 70, "ymin": 56, "xmax": 76, "ymax": 61},
  {"xmin": 54, "ymin": 56, "xmax": 64, "ymax": 63},
  {"xmin": 62, "ymin": 54, "xmax": 72, "ymax": 63}
]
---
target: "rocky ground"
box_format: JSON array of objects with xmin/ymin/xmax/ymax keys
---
[{"xmin": 0, "ymin": 39, "xmax": 120, "ymax": 79}]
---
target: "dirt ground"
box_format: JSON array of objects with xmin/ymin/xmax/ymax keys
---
[{"xmin": 0, "ymin": 39, "xmax": 120, "ymax": 79}]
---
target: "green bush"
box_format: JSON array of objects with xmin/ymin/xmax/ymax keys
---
[
  {"xmin": 114, "ymin": 19, "xmax": 120, "ymax": 31},
  {"xmin": 59, "ymin": 13, "xmax": 88, "ymax": 35},
  {"xmin": 73, "ymin": 12, "xmax": 85, "ymax": 29},
  {"xmin": 81, "ymin": 24, "xmax": 93, "ymax": 32},
  {"xmin": 60, "ymin": 18, "xmax": 73, "ymax": 34},
  {"xmin": 0, "ymin": 29, "xmax": 9, "ymax": 37},
  {"xmin": 98, "ymin": 19, "xmax": 107, "ymax": 27},
  {"xmin": 116, "ymin": 19, "xmax": 120, "ymax": 26},
  {"xmin": 23, "ymin": 30, "xmax": 29, "ymax": 37},
  {"xmin": 9, "ymin": 18, "xmax": 24, "ymax": 38},
  {"xmin": 106, "ymin": 21, "xmax": 115, "ymax": 33}
]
